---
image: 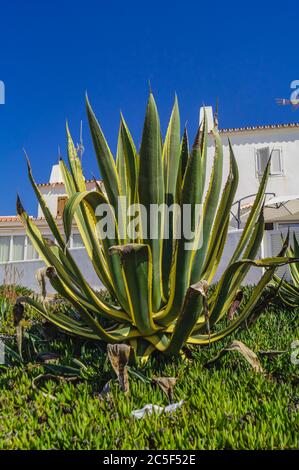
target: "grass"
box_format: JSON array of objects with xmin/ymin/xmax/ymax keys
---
[{"xmin": 0, "ymin": 289, "xmax": 298, "ymax": 450}]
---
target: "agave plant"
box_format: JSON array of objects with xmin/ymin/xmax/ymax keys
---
[
  {"xmin": 273, "ymin": 233, "xmax": 299, "ymax": 308},
  {"xmin": 16, "ymin": 92, "xmax": 297, "ymax": 360}
]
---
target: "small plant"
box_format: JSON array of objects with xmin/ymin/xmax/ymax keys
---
[
  {"xmin": 273, "ymin": 233, "xmax": 299, "ymax": 307},
  {"xmin": 0, "ymin": 297, "xmax": 10, "ymax": 323},
  {"xmin": 16, "ymin": 92, "xmax": 297, "ymax": 359}
]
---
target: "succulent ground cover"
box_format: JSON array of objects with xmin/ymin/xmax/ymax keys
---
[{"xmin": 0, "ymin": 288, "xmax": 298, "ymax": 450}]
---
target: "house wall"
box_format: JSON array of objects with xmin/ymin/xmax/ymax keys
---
[
  {"xmin": 37, "ymin": 185, "xmax": 67, "ymax": 218},
  {"xmin": 206, "ymin": 127, "xmax": 299, "ymax": 206},
  {"xmin": 38, "ymin": 180, "xmax": 97, "ymax": 218},
  {"xmin": 0, "ymin": 229, "xmax": 262, "ymax": 293},
  {"xmin": 38, "ymin": 128, "xmax": 299, "ymax": 222},
  {"xmin": 0, "ymin": 247, "xmax": 104, "ymax": 294}
]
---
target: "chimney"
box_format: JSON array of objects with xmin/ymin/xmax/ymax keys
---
[
  {"xmin": 49, "ymin": 164, "xmax": 63, "ymax": 184},
  {"xmin": 199, "ymin": 106, "xmax": 214, "ymax": 133}
]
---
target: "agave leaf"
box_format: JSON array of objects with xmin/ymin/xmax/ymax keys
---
[
  {"xmin": 179, "ymin": 127, "xmax": 189, "ymax": 185},
  {"xmin": 201, "ymin": 140, "xmax": 239, "ymax": 282},
  {"xmin": 165, "ymin": 281, "xmax": 208, "ymax": 355},
  {"xmin": 86, "ymin": 94, "xmax": 121, "ymax": 214},
  {"xmin": 191, "ymin": 128, "xmax": 223, "ymax": 283},
  {"xmin": 162, "ymin": 96, "xmax": 181, "ymax": 297},
  {"xmin": 189, "ymin": 256, "xmax": 298, "ymax": 344},
  {"xmin": 163, "ymin": 95, "xmax": 181, "ymax": 201},
  {"xmin": 208, "ymin": 210, "xmax": 265, "ymax": 325},
  {"xmin": 66, "ymin": 122, "xmax": 86, "ymax": 192},
  {"xmin": 138, "ymin": 93, "xmax": 164, "ymax": 311},
  {"xmin": 26, "ymin": 155, "xmax": 66, "ymax": 250},
  {"xmin": 129, "ymin": 339, "xmax": 156, "ymax": 366},
  {"xmin": 229, "ymin": 149, "xmax": 270, "ymax": 263},
  {"xmin": 59, "ymin": 158, "xmax": 114, "ymax": 292},
  {"xmin": 158, "ymin": 127, "xmax": 205, "ymax": 326},
  {"xmin": 199, "ymin": 108, "xmax": 208, "ymax": 190},
  {"xmin": 116, "ymin": 122, "xmax": 128, "ymax": 200},
  {"xmin": 17, "ymin": 200, "xmax": 129, "ymax": 322},
  {"xmin": 62, "ymin": 190, "xmax": 129, "ymax": 311},
  {"xmin": 109, "ymin": 244, "xmax": 160, "ymax": 335},
  {"xmin": 119, "ymin": 114, "xmax": 138, "ymax": 205}
]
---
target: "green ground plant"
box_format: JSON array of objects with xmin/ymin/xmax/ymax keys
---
[
  {"xmin": 274, "ymin": 233, "xmax": 299, "ymax": 308},
  {"xmin": 0, "ymin": 289, "xmax": 298, "ymax": 450}
]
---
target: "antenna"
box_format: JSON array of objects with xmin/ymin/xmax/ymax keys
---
[{"xmin": 76, "ymin": 120, "xmax": 85, "ymax": 161}]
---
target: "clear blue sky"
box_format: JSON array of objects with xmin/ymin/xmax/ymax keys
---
[{"xmin": 0, "ymin": 0, "xmax": 297, "ymax": 215}]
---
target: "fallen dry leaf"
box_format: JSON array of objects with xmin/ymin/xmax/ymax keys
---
[
  {"xmin": 152, "ymin": 377, "xmax": 177, "ymax": 403},
  {"xmin": 107, "ymin": 343, "xmax": 131, "ymax": 393},
  {"xmin": 205, "ymin": 340, "xmax": 263, "ymax": 373}
]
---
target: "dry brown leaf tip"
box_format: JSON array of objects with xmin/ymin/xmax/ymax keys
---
[{"xmin": 107, "ymin": 343, "xmax": 131, "ymax": 393}]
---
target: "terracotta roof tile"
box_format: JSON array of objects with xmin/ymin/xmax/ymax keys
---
[
  {"xmin": 0, "ymin": 216, "xmax": 20, "ymax": 222},
  {"xmin": 37, "ymin": 178, "xmax": 103, "ymax": 188}
]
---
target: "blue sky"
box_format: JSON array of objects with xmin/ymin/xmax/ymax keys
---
[{"xmin": 0, "ymin": 0, "xmax": 297, "ymax": 215}]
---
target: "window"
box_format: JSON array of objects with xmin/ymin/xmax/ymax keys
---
[
  {"xmin": 270, "ymin": 149, "xmax": 283, "ymax": 175},
  {"xmin": 57, "ymin": 196, "xmax": 68, "ymax": 217},
  {"xmin": 256, "ymin": 147, "xmax": 283, "ymax": 176},
  {"xmin": 72, "ymin": 233, "xmax": 84, "ymax": 249},
  {"xmin": 12, "ymin": 236, "xmax": 25, "ymax": 261},
  {"xmin": 26, "ymin": 239, "xmax": 39, "ymax": 260},
  {"xmin": 0, "ymin": 236, "xmax": 40, "ymax": 263},
  {"xmin": 0, "ymin": 237, "xmax": 10, "ymax": 262}
]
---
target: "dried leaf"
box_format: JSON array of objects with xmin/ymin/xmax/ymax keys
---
[
  {"xmin": 107, "ymin": 343, "xmax": 131, "ymax": 393},
  {"xmin": 36, "ymin": 352, "xmax": 60, "ymax": 364},
  {"xmin": 152, "ymin": 377, "xmax": 177, "ymax": 403},
  {"xmin": 258, "ymin": 350, "xmax": 287, "ymax": 357},
  {"xmin": 227, "ymin": 290, "xmax": 243, "ymax": 321},
  {"xmin": 13, "ymin": 302, "xmax": 24, "ymax": 326},
  {"xmin": 205, "ymin": 340, "xmax": 263, "ymax": 373},
  {"xmin": 13, "ymin": 302, "xmax": 24, "ymax": 359},
  {"xmin": 36, "ymin": 267, "xmax": 48, "ymax": 299}
]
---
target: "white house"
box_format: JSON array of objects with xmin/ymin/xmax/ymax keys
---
[{"xmin": 1, "ymin": 111, "xmax": 299, "ymax": 291}]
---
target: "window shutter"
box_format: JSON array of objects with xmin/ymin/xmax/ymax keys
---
[
  {"xmin": 257, "ymin": 147, "xmax": 270, "ymax": 175},
  {"xmin": 57, "ymin": 197, "xmax": 68, "ymax": 217}
]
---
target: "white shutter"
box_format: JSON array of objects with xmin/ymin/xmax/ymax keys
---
[{"xmin": 256, "ymin": 147, "xmax": 270, "ymax": 175}]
